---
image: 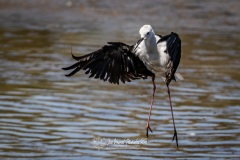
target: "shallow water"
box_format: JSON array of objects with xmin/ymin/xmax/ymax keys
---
[{"xmin": 0, "ymin": 0, "xmax": 240, "ymax": 159}]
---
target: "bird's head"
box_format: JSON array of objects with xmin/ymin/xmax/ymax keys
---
[{"xmin": 139, "ymin": 25, "xmax": 155, "ymax": 40}]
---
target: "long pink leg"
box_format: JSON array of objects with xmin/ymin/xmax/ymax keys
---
[
  {"xmin": 167, "ymin": 83, "xmax": 178, "ymax": 147},
  {"xmin": 146, "ymin": 75, "xmax": 156, "ymax": 137}
]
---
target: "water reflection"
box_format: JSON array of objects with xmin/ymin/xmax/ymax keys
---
[{"xmin": 0, "ymin": 0, "xmax": 240, "ymax": 159}]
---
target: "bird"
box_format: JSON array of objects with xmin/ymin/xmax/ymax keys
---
[
  {"xmin": 62, "ymin": 25, "xmax": 182, "ymax": 147},
  {"xmin": 138, "ymin": 25, "xmax": 182, "ymax": 147}
]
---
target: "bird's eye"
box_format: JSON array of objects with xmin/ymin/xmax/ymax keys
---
[{"xmin": 147, "ymin": 32, "xmax": 150, "ymax": 35}]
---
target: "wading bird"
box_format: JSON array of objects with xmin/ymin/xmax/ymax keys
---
[
  {"xmin": 62, "ymin": 25, "xmax": 182, "ymax": 147},
  {"xmin": 138, "ymin": 25, "xmax": 182, "ymax": 147}
]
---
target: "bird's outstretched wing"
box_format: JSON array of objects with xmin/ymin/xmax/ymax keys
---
[
  {"xmin": 62, "ymin": 42, "xmax": 154, "ymax": 84},
  {"xmin": 157, "ymin": 32, "xmax": 181, "ymax": 84}
]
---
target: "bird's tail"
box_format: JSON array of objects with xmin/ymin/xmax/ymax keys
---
[
  {"xmin": 174, "ymin": 72, "xmax": 184, "ymax": 81},
  {"xmin": 159, "ymin": 72, "xmax": 184, "ymax": 82}
]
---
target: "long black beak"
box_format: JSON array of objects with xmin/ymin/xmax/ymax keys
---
[{"xmin": 133, "ymin": 37, "xmax": 144, "ymax": 51}]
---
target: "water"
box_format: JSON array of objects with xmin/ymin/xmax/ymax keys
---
[{"xmin": 0, "ymin": 0, "xmax": 240, "ymax": 159}]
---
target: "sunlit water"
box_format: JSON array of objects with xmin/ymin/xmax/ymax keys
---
[{"xmin": 0, "ymin": 0, "xmax": 240, "ymax": 159}]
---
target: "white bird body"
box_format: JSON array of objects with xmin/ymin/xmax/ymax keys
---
[
  {"xmin": 135, "ymin": 25, "xmax": 183, "ymax": 82},
  {"xmin": 133, "ymin": 25, "xmax": 162, "ymax": 73},
  {"xmin": 136, "ymin": 25, "xmax": 168, "ymax": 68}
]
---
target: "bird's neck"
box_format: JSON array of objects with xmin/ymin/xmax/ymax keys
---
[{"xmin": 145, "ymin": 36, "xmax": 158, "ymax": 54}]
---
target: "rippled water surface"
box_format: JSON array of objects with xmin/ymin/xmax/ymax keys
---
[{"xmin": 0, "ymin": 0, "xmax": 240, "ymax": 159}]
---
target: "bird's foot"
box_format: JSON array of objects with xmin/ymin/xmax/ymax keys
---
[
  {"xmin": 172, "ymin": 129, "xmax": 179, "ymax": 147},
  {"xmin": 146, "ymin": 124, "xmax": 153, "ymax": 138}
]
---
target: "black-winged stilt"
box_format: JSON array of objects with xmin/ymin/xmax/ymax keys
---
[{"xmin": 62, "ymin": 25, "xmax": 182, "ymax": 147}]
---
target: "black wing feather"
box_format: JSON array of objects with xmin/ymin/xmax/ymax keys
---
[
  {"xmin": 158, "ymin": 32, "xmax": 181, "ymax": 84},
  {"xmin": 62, "ymin": 42, "xmax": 154, "ymax": 84}
]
